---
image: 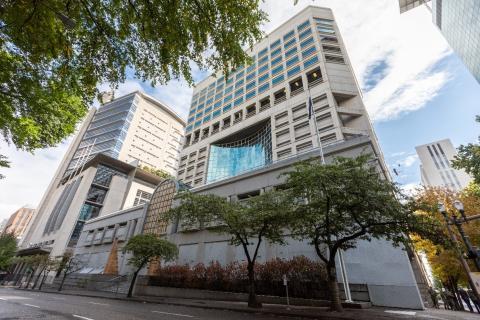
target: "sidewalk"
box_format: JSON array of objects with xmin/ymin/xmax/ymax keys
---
[{"xmin": 12, "ymin": 287, "xmax": 480, "ymax": 320}]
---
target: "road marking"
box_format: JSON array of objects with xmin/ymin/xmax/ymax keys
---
[
  {"xmin": 88, "ymin": 301, "xmax": 109, "ymax": 306},
  {"xmin": 0, "ymin": 298, "xmax": 7, "ymax": 301},
  {"xmin": 73, "ymin": 315, "xmax": 95, "ymax": 320},
  {"xmin": 152, "ymin": 310, "xmax": 194, "ymax": 318},
  {"xmin": 52, "ymin": 297, "xmax": 66, "ymax": 300},
  {"xmin": 24, "ymin": 303, "xmax": 41, "ymax": 308},
  {"xmin": 385, "ymin": 310, "xmax": 416, "ymax": 316}
]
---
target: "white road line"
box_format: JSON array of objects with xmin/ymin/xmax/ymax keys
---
[
  {"xmin": 152, "ymin": 310, "xmax": 194, "ymax": 318},
  {"xmin": 73, "ymin": 315, "xmax": 95, "ymax": 320},
  {"xmin": 88, "ymin": 302, "xmax": 109, "ymax": 306},
  {"xmin": 385, "ymin": 310, "xmax": 416, "ymax": 316},
  {"xmin": 0, "ymin": 298, "xmax": 7, "ymax": 301},
  {"xmin": 52, "ymin": 297, "xmax": 66, "ymax": 300},
  {"xmin": 24, "ymin": 303, "xmax": 41, "ymax": 308}
]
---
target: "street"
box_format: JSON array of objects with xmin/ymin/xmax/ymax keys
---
[{"xmin": 0, "ymin": 287, "xmax": 297, "ymax": 320}]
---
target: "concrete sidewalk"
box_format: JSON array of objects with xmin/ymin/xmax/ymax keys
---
[{"xmin": 10, "ymin": 287, "xmax": 479, "ymax": 320}]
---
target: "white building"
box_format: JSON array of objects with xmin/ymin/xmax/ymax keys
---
[
  {"xmin": 415, "ymin": 138, "xmax": 472, "ymax": 190},
  {"xmin": 168, "ymin": 6, "xmax": 424, "ymax": 309},
  {"xmin": 19, "ymin": 92, "xmax": 185, "ymax": 258}
]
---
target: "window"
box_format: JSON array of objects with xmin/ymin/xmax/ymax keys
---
[
  {"xmin": 274, "ymin": 88, "xmax": 287, "ymax": 104},
  {"xmin": 213, "ymin": 110, "xmax": 221, "ymax": 118},
  {"xmin": 203, "ymin": 114, "xmax": 211, "ymax": 123},
  {"xmin": 271, "ymin": 56, "xmax": 282, "ymax": 67},
  {"xmin": 285, "ymin": 46, "xmax": 298, "ymax": 58},
  {"xmin": 306, "ymin": 67, "xmax": 322, "ymax": 86},
  {"xmin": 287, "ymin": 66, "xmax": 301, "ymax": 77},
  {"xmin": 134, "ymin": 189, "xmax": 152, "ymax": 206},
  {"xmin": 284, "ymin": 38, "xmax": 296, "ymax": 49},
  {"xmin": 300, "ymin": 37, "xmax": 314, "ymax": 49},
  {"xmin": 235, "ymin": 88, "xmax": 244, "ymax": 97},
  {"xmin": 246, "ymin": 81, "xmax": 256, "ymax": 91},
  {"xmin": 212, "ymin": 122, "xmax": 220, "ymax": 133},
  {"xmin": 224, "ymin": 86, "xmax": 233, "ymax": 94},
  {"xmin": 283, "ymin": 30, "xmax": 295, "ymax": 41},
  {"xmin": 223, "ymin": 104, "xmax": 232, "ymax": 112},
  {"xmin": 270, "ymin": 39, "xmax": 281, "ymax": 49},
  {"xmin": 302, "ymin": 46, "xmax": 317, "ymax": 58},
  {"xmin": 224, "ymin": 94, "xmax": 232, "ymax": 103},
  {"xmin": 258, "ymin": 73, "xmax": 269, "ymax": 84},
  {"xmin": 304, "ymin": 55, "xmax": 319, "ymax": 68},
  {"xmin": 297, "ymin": 20, "xmax": 310, "ymax": 31},
  {"xmin": 246, "ymin": 72, "xmax": 256, "ymax": 81},
  {"xmin": 246, "ymin": 90, "xmax": 256, "ymax": 101},
  {"xmin": 247, "ymin": 64, "xmax": 256, "ymax": 73},
  {"xmin": 222, "ymin": 117, "xmax": 231, "ymax": 128},
  {"xmin": 258, "ymin": 82, "xmax": 269, "ymax": 93},
  {"xmin": 258, "ymin": 55, "xmax": 268, "ymax": 65},
  {"xmin": 235, "ymin": 79, "xmax": 244, "ymax": 88},
  {"xmin": 258, "ymin": 64, "xmax": 269, "ymax": 74},
  {"xmin": 286, "ymin": 56, "xmax": 299, "ymax": 67},
  {"xmin": 319, "ymin": 35, "xmax": 338, "ymax": 43},
  {"xmin": 289, "ymin": 78, "xmax": 303, "ymax": 94},
  {"xmin": 271, "ymin": 47, "xmax": 282, "ymax": 58},
  {"xmin": 317, "ymin": 26, "xmax": 335, "ymax": 34},
  {"xmin": 272, "ymin": 74, "xmax": 285, "ymax": 86},
  {"xmin": 299, "ymin": 28, "xmax": 312, "ymax": 40},
  {"xmin": 258, "ymin": 47, "xmax": 268, "ymax": 57},
  {"xmin": 234, "ymin": 96, "xmax": 244, "ymax": 106},
  {"xmin": 322, "ymin": 45, "xmax": 341, "ymax": 54},
  {"xmin": 272, "ymin": 65, "xmax": 284, "ymax": 76},
  {"xmin": 325, "ymin": 55, "xmax": 345, "ymax": 64}
]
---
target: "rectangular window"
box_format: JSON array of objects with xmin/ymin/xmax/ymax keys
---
[
  {"xmin": 258, "ymin": 47, "xmax": 268, "ymax": 57},
  {"xmin": 270, "ymin": 39, "xmax": 281, "ymax": 49},
  {"xmin": 245, "ymin": 90, "xmax": 256, "ymax": 101},
  {"xmin": 258, "ymin": 64, "xmax": 269, "ymax": 74},
  {"xmin": 194, "ymin": 120, "xmax": 202, "ymax": 128},
  {"xmin": 258, "ymin": 55, "xmax": 268, "ymax": 65},
  {"xmin": 297, "ymin": 20, "xmax": 310, "ymax": 31},
  {"xmin": 287, "ymin": 66, "xmax": 301, "ymax": 77},
  {"xmin": 286, "ymin": 56, "xmax": 299, "ymax": 67},
  {"xmin": 213, "ymin": 110, "xmax": 221, "ymax": 118},
  {"xmin": 235, "ymin": 79, "xmax": 244, "ymax": 88},
  {"xmin": 283, "ymin": 30, "xmax": 295, "ymax": 41},
  {"xmin": 186, "ymin": 125, "xmax": 193, "ymax": 132},
  {"xmin": 214, "ymin": 101, "xmax": 222, "ymax": 109},
  {"xmin": 215, "ymin": 93, "xmax": 223, "ymax": 101},
  {"xmin": 203, "ymin": 114, "xmax": 211, "ymax": 123},
  {"xmin": 247, "ymin": 63, "xmax": 256, "ymax": 73},
  {"xmin": 258, "ymin": 73, "xmax": 269, "ymax": 84},
  {"xmin": 234, "ymin": 88, "xmax": 244, "ymax": 97},
  {"xmin": 224, "ymin": 86, "xmax": 233, "ymax": 94},
  {"xmin": 206, "ymin": 98, "xmax": 213, "ymax": 106},
  {"xmin": 272, "ymin": 74, "xmax": 285, "ymax": 86},
  {"xmin": 317, "ymin": 26, "xmax": 335, "ymax": 34},
  {"xmin": 284, "ymin": 38, "xmax": 296, "ymax": 49},
  {"xmin": 258, "ymin": 83, "xmax": 270, "ymax": 93},
  {"xmin": 325, "ymin": 55, "xmax": 345, "ymax": 64},
  {"xmin": 188, "ymin": 116, "xmax": 195, "ymax": 123},
  {"xmin": 234, "ymin": 96, "xmax": 244, "ymax": 106},
  {"xmin": 271, "ymin": 56, "xmax": 282, "ymax": 67},
  {"xmin": 271, "ymin": 47, "xmax": 282, "ymax": 58},
  {"xmin": 246, "ymin": 72, "xmax": 256, "ymax": 81},
  {"xmin": 216, "ymin": 76, "xmax": 224, "ymax": 84},
  {"xmin": 300, "ymin": 37, "xmax": 314, "ymax": 49},
  {"xmin": 299, "ymin": 28, "xmax": 312, "ymax": 40},
  {"xmin": 236, "ymin": 71, "xmax": 244, "ymax": 79},
  {"xmin": 272, "ymin": 64, "xmax": 284, "ymax": 76},
  {"xmin": 246, "ymin": 81, "xmax": 256, "ymax": 91},
  {"xmin": 302, "ymin": 46, "xmax": 317, "ymax": 58},
  {"xmin": 223, "ymin": 104, "xmax": 232, "ymax": 112},
  {"xmin": 303, "ymin": 55, "xmax": 319, "ymax": 68},
  {"xmin": 285, "ymin": 46, "xmax": 297, "ymax": 57},
  {"xmin": 224, "ymin": 94, "xmax": 232, "ymax": 103},
  {"xmin": 204, "ymin": 106, "xmax": 212, "ymax": 113}
]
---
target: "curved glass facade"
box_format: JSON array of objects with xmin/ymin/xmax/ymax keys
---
[{"xmin": 207, "ymin": 122, "xmax": 272, "ymax": 183}]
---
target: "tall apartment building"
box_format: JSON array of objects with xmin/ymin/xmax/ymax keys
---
[
  {"xmin": 2, "ymin": 206, "xmax": 34, "ymax": 239},
  {"xmin": 19, "ymin": 92, "xmax": 185, "ymax": 258},
  {"xmin": 171, "ymin": 6, "xmax": 423, "ymax": 309},
  {"xmin": 416, "ymin": 138, "xmax": 472, "ymax": 190},
  {"xmin": 399, "ymin": 0, "xmax": 480, "ymax": 83}
]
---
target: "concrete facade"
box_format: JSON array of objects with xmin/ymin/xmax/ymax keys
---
[
  {"xmin": 2, "ymin": 206, "xmax": 35, "ymax": 239},
  {"xmin": 416, "ymin": 138, "xmax": 472, "ymax": 190},
  {"xmin": 169, "ymin": 6, "xmax": 423, "ymax": 309}
]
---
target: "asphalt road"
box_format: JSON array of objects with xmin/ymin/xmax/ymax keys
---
[{"xmin": 0, "ymin": 287, "xmax": 299, "ymax": 320}]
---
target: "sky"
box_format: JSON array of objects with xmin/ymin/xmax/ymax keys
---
[{"xmin": 1, "ymin": 0, "xmax": 479, "ymax": 221}]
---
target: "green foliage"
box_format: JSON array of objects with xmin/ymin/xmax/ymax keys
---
[
  {"xmin": 0, "ymin": 232, "xmax": 17, "ymax": 271},
  {"xmin": 0, "ymin": 155, "xmax": 10, "ymax": 179},
  {"xmin": 141, "ymin": 166, "xmax": 172, "ymax": 179},
  {"xmin": 123, "ymin": 234, "xmax": 178, "ymax": 270},
  {"xmin": 452, "ymin": 116, "xmax": 480, "ymax": 184},
  {"xmin": 0, "ymin": 0, "xmax": 266, "ymax": 172}
]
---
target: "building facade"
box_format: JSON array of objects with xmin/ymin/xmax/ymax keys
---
[
  {"xmin": 170, "ymin": 6, "xmax": 423, "ymax": 309},
  {"xmin": 399, "ymin": 0, "xmax": 480, "ymax": 83},
  {"xmin": 415, "ymin": 138, "xmax": 472, "ymax": 190},
  {"xmin": 2, "ymin": 206, "xmax": 35, "ymax": 239},
  {"xmin": 20, "ymin": 92, "xmax": 185, "ymax": 259}
]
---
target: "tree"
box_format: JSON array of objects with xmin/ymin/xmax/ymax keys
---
[
  {"xmin": 282, "ymin": 155, "xmax": 446, "ymax": 312},
  {"xmin": 0, "ymin": 1, "xmax": 266, "ymax": 170},
  {"xmin": 0, "ymin": 155, "xmax": 10, "ymax": 179},
  {"xmin": 141, "ymin": 166, "xmax": 172, "ymax": 179},
  {"xmin": 38, "ymin": 257, "xmax": 60, "ymax": 290},
  {"xmin": 57, "ymin": 251, "xmax": 84, "ymax": 292},
  {"xmin": 31, "ymin": 255, "xmax": 50, "ymax": 289},
  {"xmin": 0, "ymin": 232, "xmax": 16, "ymax": 271},
  {"xmin": 452, "ymin": 116, "xmax": 480, "ymax": 184},
  {"xmin": 165, "ymin": 190, "xmax": 293, "ymax": 308},
  {"xmin": 123, "ymin": 234, "xmax": 178, "ymax": 298}
]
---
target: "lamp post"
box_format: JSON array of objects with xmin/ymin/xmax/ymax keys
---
[
  {"xmin": 452, "ymin": 200, "xmax": 480, "ymax": 271},
  {"xmin": 438, "ymin": 203, "xmax": 480, "ymax": 301}
]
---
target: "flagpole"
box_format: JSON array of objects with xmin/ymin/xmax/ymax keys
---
[{"xmin": 306, "ymin": 86, "xmax": 353, "ymax": 302}]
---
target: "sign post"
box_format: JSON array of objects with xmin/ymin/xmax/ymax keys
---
[{"xmin": 283, "ymin": 274, "xmax": 290, "ymax": 309}]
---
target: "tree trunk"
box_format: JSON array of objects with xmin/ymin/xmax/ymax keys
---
[
  {"xmin": 127, "ymin": 270, "xmax": 139, "ymax": 298},
  {"xmin": 247, "ymin": 264, "xmax": 261, "ymax": 308},
  {"xmin": 58, "ymin": 273, "xmax": 68, "ymax": 291},
  {"xmin": 327, "ymin": 265, "xmax": 343, "ymax": 312},
  {"xmin": 39, "ymin": 272, "xmax": 47, "ymax": 290}
]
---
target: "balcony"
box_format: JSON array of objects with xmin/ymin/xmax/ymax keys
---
[
  {"xmin": 290, "ymin": 87, "xmax": 304, "ymax": 97},
  {"xmin": 259, "ymin": 103, "xmax": 271, "ymax": 112},
  {"xmin": 308, "ymin": 78, "xmax": 323, "ymax": 88}
]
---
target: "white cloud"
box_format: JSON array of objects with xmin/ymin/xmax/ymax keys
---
[
  {"xmin": 400, "ymin": 182, "xmax": 421, "ymax": 196},
  {"xmin": 399, "ymin": 154, "xmax": 419, "ymax": 168}
]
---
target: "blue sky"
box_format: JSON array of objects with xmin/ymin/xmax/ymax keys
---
[{"xmin": 0, "ymin": 0, "xmax": 479, "ymax": 219}]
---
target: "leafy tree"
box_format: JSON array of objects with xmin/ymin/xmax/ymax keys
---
[
  {"xmin": 282, "ymin": 155, "xmax": 446, "ymax": 311},
  {"xmin": 141, "ymin": 166, "xmax": 172, "ymax": 179},
  {"xmin": 452, "ymin": 116, "xmax": 480, "ymax": 184},
  {"xmin": 38, "ymin": 257, "xmax": 60, "ymax": 290},
  {"xmin": 123, "ymin": 234, "xmax": 178, "ymax": 298},
  {"xmin": 0, "ymin": 155, "xmax": 10, "ymax": 179},
  {"xmin": 0, "ymin": 232, "xmax": 17, "ymax": 271},
  {"xmin": 165, "ymin": 190, "xmax": 293, "ymax": 308},
  {"xmin": 57, "ymin": 251, "xmax": 84, "ymax": 292},
  {"xmin": 0, "ymin": 0, "xmax": 266, "ymax": 171},
  {"xmin": 31, "ymin": 254, "xmax": 51, "ymax": 289}
]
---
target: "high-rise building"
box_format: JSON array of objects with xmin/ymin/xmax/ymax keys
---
[
  {"xmin": 171, "ymin": 6, "xmax": 423, "ymax": 309},
  {"xmin": 398, "ymin": 0, "xmax": 480, "ymax": 83},
  {"xmin": 415, "ymin": 138, "xmax": 472, "ymax": 190},
  {"xmin": 19, "ymin": 91, "xmax": 185, "ymax": 258},
  {"xmin": 2, "ymin": 206, "xmax": 35, "ymax": 239}
]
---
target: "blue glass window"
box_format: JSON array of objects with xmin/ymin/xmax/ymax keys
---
[
  {"xmin": 287, "ymin": 66, "xmax": 301, "ymax": 77},
  {"xmin": 224, "ymin": 86, "xmax": 233, "ymax": 94},
  {"xmin": 216, "ymin": 83, "xmax": 224, "ymax": 91},
  {"xmin": 236, "ymin": 71, "xmax": 244, "ymax": 79},
  {"xmin": 246, "ymin": 90, "xmax": 256, "ymax": 100},
  {"xmin": 286, "ymin": 56, "xmax": 299, "ymax": 67},
  {"xmin": 258, "ymin": 82, "xmax": 269, "ymax": 93},
  {"xmin": 299, "ymin": 28, "xmax": 312, "ymax": 40},
  {"xmin": 186, "ymin": 125, "xmax": 193, "ymax": 132},
  {"xmin": 283, "ymin": 30, "xmax": 295, "ymax": 40},
  {"xmin": 216, "ymin": 76, "xmax": 224, "ymax": 84},
  {"xmin": 214, "ymin": 101, "xmax": 222, "ymax": 109},
  {"xmin": 246, "ymin": 72, "xmax": 256, "ymax": 81},
  {"xmin": 189, "ymin": 109, "xmax": 196, "ymax": 115},
  {"xmin": 235, "ymin": 88, "xmax": 244, "ymax": 97},
  {"xmin": 235, "ymin": 79, "xmax": 244, "ymax": 88},
  {"xmin": 302, "ymin": 46, "xmax": 317, "ymax": 58},
  {"xmin": 270, "ymin": 39, "xmax": 281, "ymax": 49},
  {"xmin": 195, "ymin": 111, "xmax": 203, "ymax": 118},
  {"xmin": 285, "ymin": 46, "xmax": 297, "ymax": 57},
  {"xmin": 258, "ymin": 73, "xmax": 269, "ymax": 84},
  {"xmin": 258, "ymin": 64, "xmax": 268, "ymax": 74},
  {"xmin": 194, "ymin": 120, "xmax": 202, "ymax": 128},
  {"xmin": 206, "ymin": 98, "xmax": 213, "ymax": 106},
  {"xmin": 199, "ymin": 95, "xmax": 206, "ymax": 102},
  {"xmin": 246, "ymin": 81, "xmax": 256, "ymax": 91},
  {"xmin": 258, "ymin": 48, "xmax": 268, "ymax": 57},
  {"xmin": 272, "ymin": 65, "xmax": 284, "ymax": 76},
  {"xmin": 215, "ymin": 93, "xmax": 223, "ymax": 101},
  {"xmin": 271, "ymin": 56, "xmax": 282, "ymax": 66},
  {"xmin": 284, "ymin": 38, "xmax": 296, "ymax": 49},
  {"xmin": 300, "ymin": 37, "xmax": 314, "ymax": 49},
  {"xmin": 317, "ymin": 26, "xmax": 335, "ymax": 34},
  {"xmin": 226, "ymin": 77, "xmax": 234, "ymax": 85},
  {"xmin": 247, "ymin": 63, "xmax": 256, "ymax": 73},
  {"xmin": 203, "ymin": 114, "xmax": 211, "ymax": 123},
  {"xmin": 297, "ymin": 20, "xmax": 310, "ymax": 31},
  {"xmin": 197, "ymin": 103, "xmax": 205, "ymax": 110},
  {"xmin": 205, "ymin": 106, "xmax": 212, "ymax": 113},
  {"xmin": 234, "ymin": 97, "xmax": 244, "ymax": 106},
  {"xmin": 272, "ymin": 74, "xmax": 285, "ymax": 86},
  {"xmin": 223, "ymin": 104, "xmax": 232, "ymax": 112},
  {"xmin": 303, "ymin": 55, "xmax": 319, "ymax": 68},
  {"xmin": 188, "ymin": 116, "xmax": 195, "ymax": 123},
  {"xmin": 224, "ymin": 94, "xmax": 232, "ymax": 103},
  {"xmin": 258, "ymin": 55, "xmax": 268, "ymax": 65},
  {"xmin": 213, "ymin": 110, "xmax": 221, "ymax": 118},
  {"xmin": 271, "ymin": 47, "xmax": 282, "ymax": 58}
]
